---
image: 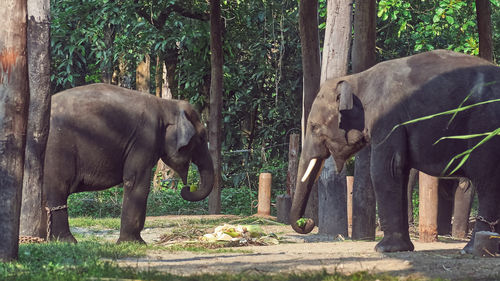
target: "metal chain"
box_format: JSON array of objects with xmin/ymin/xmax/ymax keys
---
[
  {"xmin": 45, "ymin": 204, "xmax": 68, "ymax": 241},
  {"xmin": 476, "ymin": 216, "xmax": 499, "ymax": 232}
]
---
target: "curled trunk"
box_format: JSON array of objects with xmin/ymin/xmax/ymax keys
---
[
  {"xmin": 181, "ymin": 144, "xmax": 214, "ymax": 201},
  {"xmin": 290, "ymin": 156, "xmax": 324, "ymax": 234}
]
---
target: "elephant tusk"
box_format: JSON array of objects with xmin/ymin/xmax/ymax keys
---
[{"xmin": 301, "ymin": 158, "xmax": 317, "ymax": 182}]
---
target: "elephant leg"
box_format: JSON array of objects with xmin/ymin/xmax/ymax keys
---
[
  {"xmin": 45, "ymin": 190, "xmax": 77, "ymax": 243},
  {"xmin": 462, "ymin": 182, "xmax": 500, "ymax": 254},
  {"xmin": 117, "ymin": 170, "xmax": 150, "ymax": 244},
  {"xmin": 371, "ymin": 138, "xmax": 413, "ymax": 252}
]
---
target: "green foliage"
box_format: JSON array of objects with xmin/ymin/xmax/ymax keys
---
[
  {"xmin": 68, "ymin": 185, "xmax": 258, "ymax": 218},
  {"xmin": 67, "ymin": 187, "xmax": 123, "ymax": 218},
  {"xmin": 377, "ymin": 0, "xmax": 480, "ymax": 60}
]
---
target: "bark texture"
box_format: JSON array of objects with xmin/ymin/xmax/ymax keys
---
[
  {"xmin": 208, "ymin": 0, "xmax": 223, "ymax": 214},
  {"xmin": 475, "ymin": 0, "xmax": 493, "ymax": 62},
  {"xmin": 0, "ymin": 0, "xmax": 29, "ymax": 261},
  {"xmin": 299, "ymin": 0, "xmax": 321, "ymax": 223},
  {"xmin": 351, "ymin": 0, "xmax": 376, "ymax": 240},
  {"xmin": 317, "ymin": 0, "xmax": 353, "ymax": 236},
  {"xmin": 20, "ymin": 0, "xmax": 51, "ymax": 239}
]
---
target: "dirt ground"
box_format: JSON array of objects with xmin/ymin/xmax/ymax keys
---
[{"xmin": 80, "ymin": 215, "xmax": 500, "ymax": 280}]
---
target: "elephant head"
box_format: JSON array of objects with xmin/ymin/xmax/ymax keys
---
[
  {"xmin": 160, "ymin": 101, "xmax": 214, "ymax": 202},
  {"xmin": 290, "ymin": 79, "xmax": 369, "ymax": 234}
]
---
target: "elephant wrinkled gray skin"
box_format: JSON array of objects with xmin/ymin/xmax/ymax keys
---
[
  {"xmin": 44, "ymin": 83, "xmax": 214, "ymax": 243},
  {"xmin": 290, "ymin": 50, "xmax": 500, "ymax": 253}
]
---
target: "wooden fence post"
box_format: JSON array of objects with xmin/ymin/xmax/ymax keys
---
[
  {"xmin": 419, "ymin": 172, "xmax": 438, "ymax": 242},
  {"xmin": 257, "ymin": 173, "xmax": 272, "ymax": 216}
]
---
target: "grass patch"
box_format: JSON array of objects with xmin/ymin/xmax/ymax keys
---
[{"xmin": 69, "ymin": 217, "xmax": 121, "ymax": 229}]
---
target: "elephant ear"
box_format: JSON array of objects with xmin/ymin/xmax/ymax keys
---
[
  {"xmin": 336, "ymin": 80, "xmax": 365, "ymax": 140},
  {"xmin": 336, "ymin": 81, "xmax": 354, "ymax": 111},
  {"xmin": 176, "ymin": 110, "xmax": 196, "ymax": 151}
]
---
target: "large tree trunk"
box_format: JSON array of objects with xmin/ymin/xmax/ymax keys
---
[
  {"xmin": 351, "ymin": 0, "xmax": 376, "ymax": 240},
  {"xmin": 298, "ymin": 0, "xmax": 321, "ymax": 225},
  {"xmin": 317, "ymin": 0, "xmax": 353, "ymax": 237},
  {"xmin": 475, "ymin": 0, "xmax": 493, "ymax": 62},
  {"xmin": 208, "ymin": 0, "xmax": 223, "ymax": 214},
  {"xmin": 0, "ymin": 0, "xmax": 29, "ymax": 261},
  {"xmin": 20, "ymin": 0, "xmax": 51, "ymax": 240}
]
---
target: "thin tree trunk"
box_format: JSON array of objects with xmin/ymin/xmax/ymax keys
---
[
  {"xmin": 299, "ymin": 0, "xmax": 321, "ymax": 140},
  {"xmin": 351, "ymin": 0, "xmax": 376, "ymax": 240},
  {"xmin": 153, "ymin": 59, "xmax": 175, "ymax": 191},
  {"xmin": 208, "ymin": 0, "xmax": 223, "ymax": 214},
  {"xmin": 136, "ymin": 54, "xmax": 150, "ymax": 93},
  {"xmin": 299, "ymin": 0, "xmax": 321, "ymax": 224},
  {"xmin": 0, "ymin": 0, "xmax": 29, "ymax": 261},
  {"xmin": 475, "ymin": 0, "xmax": 493, "ymax": 62},
  {"xmin": 20, "ymin": 0, "xmax": 51, "ymax": 239},
  {"xmin": 317, "ymin": 0, "xmax": 353, "ymax": 237},
  {"xmin": 155, "ymin": 55, "xmax": 162, "ymax": 97}
]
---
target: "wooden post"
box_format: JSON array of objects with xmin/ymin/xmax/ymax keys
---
[
  {"xmin": 287, "ymin": 134, "xmax": 299, "ymax": 197},
  {"xmin": 419, "ymin": 172, "xmax": 438, "ymax": 242},
  {"xmin": 257, "ymin": 173, "xmax": 272, "ymax": 216},
  {"xmin": 346, "ymin": 176, "xmax": 354, "ymax": 237}
]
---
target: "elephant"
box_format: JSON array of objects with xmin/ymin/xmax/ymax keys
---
[
  {"xmin": 290, "ymin": 50, "xmax": 500, "ymax": 253},
  {"xmin": 43, "ymin": 83, "xmax": 214, "ymax": 243}
]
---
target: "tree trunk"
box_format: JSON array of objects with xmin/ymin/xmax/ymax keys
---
[
  {"xmin": 299, "ymin": 0, "xmax": 321, "ymax": 224},
  {"xmin": 208, "ymin": 0, "xmax": 223, "ymax": 214},
  {"xmin": 419, "ymin": 172, "xmax": 438, "ymax": 242},
  {"xmin": 155, "ymin": 55, "xmax": 162, "ymax": 97},
  {"xmin": 299, "ymin": 0, "xmax": 321, "ymax": 140},
  {"xmin": 101, "ymin": 23, "xmax": 115, "ymax": 83},
  {"xmin": 0, "ymin": 0, "xmax": 29, "ymax": 261},
  {"xmin": 153, "ymin": 58, "xmax": 175, "ymax": 191},
  {"xmin": 475, "ymin": 0, "xmax": 493, "ymax": 62},
  {"xmin": 351, "ymin": 0, "xmax": 376, "ymax": 241},
  {"xmin": 136, "ymin": 54, "xmax": 150, "ymax": 93},
  {"xmin": 319, "ymin": 0, "xmax": 353, "ymax": 85},
  {"xmin": 317, "ymin": 0, "xmax": 353, "ymax": 237},
  {"xmin": 20, "ymin": 0, "xmax": 51, "ymax": 240}
]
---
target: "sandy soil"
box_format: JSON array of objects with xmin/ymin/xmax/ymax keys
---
[{"xmin": 79, "ymin": 215, "xmax": 500, "ymax": 280}]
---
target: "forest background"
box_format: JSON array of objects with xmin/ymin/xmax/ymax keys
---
[{"xmin": 50, "ymin": 0, "xmax": 500, "ymax": 217}]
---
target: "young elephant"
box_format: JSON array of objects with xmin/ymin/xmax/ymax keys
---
[
  {"xmin": 290, "ymin": 50, "xmax": 500, "ymax": 253},
  {"xmin": 44, "ymin": 83, "xmax": 214, "ymax": 243}
]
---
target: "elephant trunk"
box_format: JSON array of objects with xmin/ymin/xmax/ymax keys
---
[
  {"xmin": 180, "ymin": 144, "xmax": 214, "ymax": 202},
  {"xmin": 290, "ymin": 156, "xmax": 324, "ymax": 234}
]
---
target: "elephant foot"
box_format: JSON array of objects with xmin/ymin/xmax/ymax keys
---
[
  {"xmin": 375, "ymin": 233, "xmax": 414, "ymax": 253},
  {"xmin": 117, "ymin": 234, "xmax": 146, "ymax": 244}
]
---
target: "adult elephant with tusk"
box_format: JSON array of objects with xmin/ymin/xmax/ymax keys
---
[
  {"xmin": 290, "ymin": 50, "xmax": 500, "ymax": 253},
  {"xmin": 44, "ymin": 83, "xmax": 214, "ymax": 243}
]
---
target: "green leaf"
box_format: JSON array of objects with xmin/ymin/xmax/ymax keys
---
[{"xmin": 445, "ymin": 16, "xmax": 454, "ymax": 25}]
